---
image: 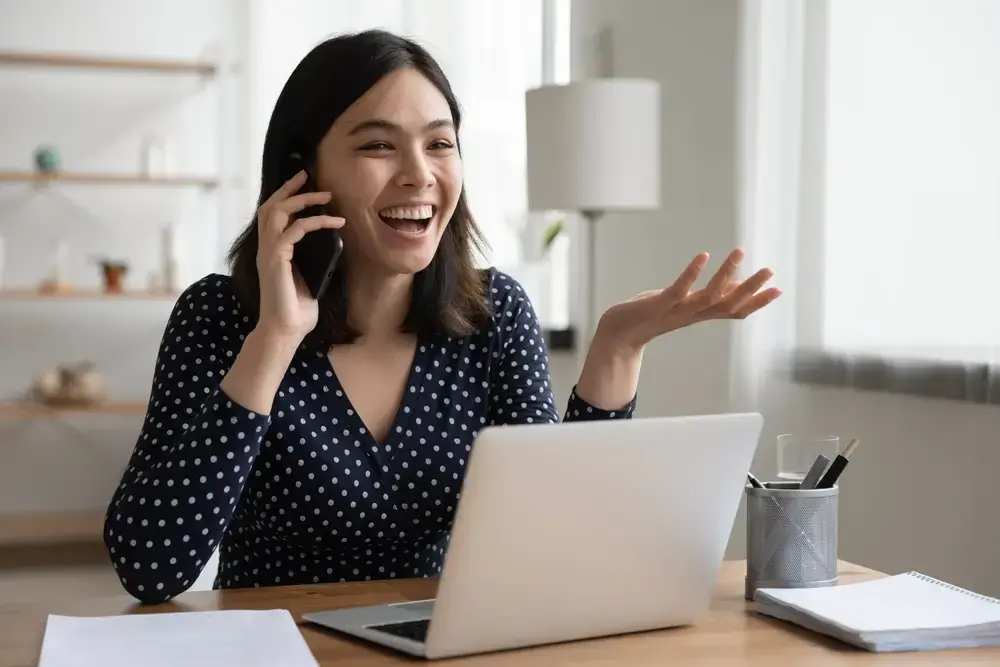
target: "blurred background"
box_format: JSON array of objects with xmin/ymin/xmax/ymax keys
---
[{"xmin": 0, "ymin": 0, "xmax": 997, "ymax": 607}]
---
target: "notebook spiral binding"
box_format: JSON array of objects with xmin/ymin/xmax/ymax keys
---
[{"xmin": 907, "ymin": 572, "xmax": 1000, "ymax": 605}]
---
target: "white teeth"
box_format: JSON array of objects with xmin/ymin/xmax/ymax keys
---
[{"xmin": 379, "ymin": 205, "xmax": 434, "ymax": 220}]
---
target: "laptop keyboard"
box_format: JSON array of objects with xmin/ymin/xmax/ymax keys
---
[{"xmin": 369, "ymin": 618, "xmax": 430, "ymax": 642}]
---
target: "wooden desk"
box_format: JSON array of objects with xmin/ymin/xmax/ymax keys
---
[{"xmin": 1, "ymin": 560, "xmax": 997, "ymax": 666}]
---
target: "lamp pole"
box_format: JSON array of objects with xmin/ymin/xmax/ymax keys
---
[{"xmin": 582, "ymin": 209, "xmax": 604, "ymax": 349}]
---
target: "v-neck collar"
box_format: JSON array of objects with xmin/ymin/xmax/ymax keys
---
[{"xmin": 317, "ymin": 338, "xmax": 430, "ymax": 471}]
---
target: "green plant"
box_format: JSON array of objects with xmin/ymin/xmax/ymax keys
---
[{"xmin": 542, "ymin": 216, "xmax": 565, "ymax": 253}]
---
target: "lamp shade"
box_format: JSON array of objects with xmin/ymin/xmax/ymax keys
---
[{"xmin": 525, "ymin": 79, "xmax": 661, "ymax": 212}]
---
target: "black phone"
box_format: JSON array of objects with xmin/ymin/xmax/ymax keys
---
[{"xmin": 289, "ymin": 156, "xmax": 344, "ymax": 300}]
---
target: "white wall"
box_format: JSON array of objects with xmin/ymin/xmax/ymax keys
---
[
  {"xmin": 0, "ymin": 0, "xmax": 251, "ymax": 517},
  {"xmin": 565, "ymin": 0, "xmax": 1000, "ymax": 599},
  {"xmin": 565, "ymin": 0, "xmax": 742, "ymax": 420}
]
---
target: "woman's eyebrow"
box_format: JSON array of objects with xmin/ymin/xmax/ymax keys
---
[{"xmin": 348, "ymin": 118, "xmax": 454, "ymax": 135}]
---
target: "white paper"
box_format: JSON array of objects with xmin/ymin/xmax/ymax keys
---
[
  {"xmin": 756, "ymin": 573, "xmax": 1000, "ymax": 632},
  {"xmin": 37, "ymin": 609, "xmax": 320, "ymax": 667}
]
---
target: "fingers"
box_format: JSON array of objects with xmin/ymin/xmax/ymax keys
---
[
  {"xmin": 662, "ymin": 252, "xmax": 709, "ymax": 304},
  {"xmin": 733, "ymin": 287, "xmax": 783, "ymax": 319},
  {"xmin": 280, "ymin": 215, "xmax": 345, "ymax": 246},
  {"xmin": 268, "ymin": 169, "xmax": 308, "ymax": 203},
  {"xmin": 721, "ymin": 267, "xmax": 775, "ymax": 311},
  {"xmin": 259, "ymin": 192, "xmax": 333, "ymax": 237},
  {"xmin": 693, "ymin": 248, "xmax": 744, "ymax": 309}
]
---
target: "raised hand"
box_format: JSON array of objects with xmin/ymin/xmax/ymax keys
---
[{"xmin": 597, "ymin": 249, "xmax": 782, "ymax": 351}]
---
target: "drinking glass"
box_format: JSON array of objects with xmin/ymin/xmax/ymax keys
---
[{"xmin": 776, "ymin": 434, "xmax": 840, "ymax": 481}]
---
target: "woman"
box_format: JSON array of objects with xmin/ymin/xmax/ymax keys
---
[{"xmin": 103, "ymin": 29, "xmax": 779, "ymax": 604}]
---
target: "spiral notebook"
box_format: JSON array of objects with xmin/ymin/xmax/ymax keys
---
[{"xmin": 754, "ymin": 572, "xmax": 1000, "ymax": 653}]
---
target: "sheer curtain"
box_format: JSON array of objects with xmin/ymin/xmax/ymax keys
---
[{"xmin": 734, "ymin": 0, "xmax": 1000, "ymax": 409}]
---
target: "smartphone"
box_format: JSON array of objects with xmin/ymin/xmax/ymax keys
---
[{"xmin": 290, "ymin": 164, "xmax": 344, "ymax": 300}]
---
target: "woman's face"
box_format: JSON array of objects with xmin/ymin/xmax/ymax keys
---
[{"xmin": 315, "ymin": 67, "xmax": 462, "ymax": 277}]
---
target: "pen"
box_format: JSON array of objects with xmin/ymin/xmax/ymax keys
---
[
  {"xmin": 800, "ymin": 454, "xmax": 831, "ymax": 489},
  {"xmin": 746, "ymin": 472, "xmax": 764, "ymax": 488},
  {"xmin": 815, "ymin": 438, "xmax": 860, "ymax": 489}
]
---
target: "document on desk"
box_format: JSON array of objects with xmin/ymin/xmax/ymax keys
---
[
  {"xmin": 37, "ymin": 609, "xmax": 320, "ymax": 667},
  {"xmin": 755, "ymin": 572, "xmax": 1000, "ymax": 653}
]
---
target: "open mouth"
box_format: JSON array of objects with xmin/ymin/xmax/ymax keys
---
[{"xmin": 378, "ymin": 205, "xmax": 435, "ymax": 235}]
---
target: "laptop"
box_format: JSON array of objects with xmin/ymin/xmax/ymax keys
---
[{"xmin": 303, "ymin": 412, "xmax": 763, "ymax": 659}]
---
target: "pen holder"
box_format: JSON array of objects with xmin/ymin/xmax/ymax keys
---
[{"xmin": 745, "ymin": 481, "xmax": 838, "ymax": 601}]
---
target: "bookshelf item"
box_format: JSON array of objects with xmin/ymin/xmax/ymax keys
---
[{"xmin": 30, "ymin": 362, "xmax": 106, "ymax": 408}]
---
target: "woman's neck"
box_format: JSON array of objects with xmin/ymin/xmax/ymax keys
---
[{"xmin": 344, "ymin": 263, "xmax": 413, "ymax": 340}]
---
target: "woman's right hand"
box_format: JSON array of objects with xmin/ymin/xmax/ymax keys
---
[{"xmin": 254, "ymin": 170, "xmax": 345, "ymax": 341}]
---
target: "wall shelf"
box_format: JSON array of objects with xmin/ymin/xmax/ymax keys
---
[
  {"xmin": 0, "ymin": 290, "xmax": 178, "ymax": 301},
  {"xmin": 0, "ymin": 402, "xmax": 147, "ymax": 420},
  {"xmin": 0, "ymin": 170, "xmax": 218, "ymax": 188},
  {"xmin": 0, "ymin": 511, "xmax": 105, "ymax": 546},
  {"xmin": 0, "ymin": 50, "xmax": 216, "ymax": 76}
]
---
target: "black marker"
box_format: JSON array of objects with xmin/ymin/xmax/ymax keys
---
[
  {"xmin": 815, "ymin": 438, "xmax": 860, "ymax": 489},
  {"xmin": 746, "ymin": 472, "xmax": 765, "ymax": 489}
]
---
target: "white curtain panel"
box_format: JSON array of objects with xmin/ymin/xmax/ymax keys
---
[{"xmin": 734, "ymin": 0, "xmax": 1000, "ymax": 407}]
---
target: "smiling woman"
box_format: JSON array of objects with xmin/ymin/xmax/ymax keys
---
[
  {"xmin": 99, "ymin": 29, "xmax": 640, "ymax": 605},
  {"xmin": 101, "ymin": 28, "xmax": 778, "ymax": 605}
]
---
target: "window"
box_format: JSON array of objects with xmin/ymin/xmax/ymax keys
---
[
  {"xmin": 740, "ymin": 0, "xmax": 1000, "ymax": 403},
  {"xmin": 818, "ymin": 0, "xmax": 1000, "ymax": 368}
]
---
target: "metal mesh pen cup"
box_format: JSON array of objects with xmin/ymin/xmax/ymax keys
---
[{"xmin": 745, "ymin": 481, "xmax": 838, "ymax": 601}]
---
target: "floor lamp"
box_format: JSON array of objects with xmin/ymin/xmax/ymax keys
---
[{"xmin": 525, "ymin": 78, "xmax": 662, "ymax": 348}]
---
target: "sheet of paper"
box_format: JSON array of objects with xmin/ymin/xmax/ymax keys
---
[{"xmin": 37, "ymin": 609, "xmax": 320, "ymax": 667}]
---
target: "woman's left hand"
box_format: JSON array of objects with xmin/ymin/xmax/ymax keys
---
[{"xmin": 595, "ymin": 248, "xmax": 782, "ymax": 353}]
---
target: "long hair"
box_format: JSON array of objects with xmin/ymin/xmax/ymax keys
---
[{"xmin": 227, "ymin": 29, "xmax": 491, "ymax": 351}]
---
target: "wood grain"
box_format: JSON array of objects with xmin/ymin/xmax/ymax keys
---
[
  {"xmin": 0, "ymin": 51, "xmax": 215, "ymax": 75},
  {"xmin": 0, "ymin": 402, "xmax": 147, "ymax": 419},
  {"xmin": 0, "ymin": 170, "xmax": 218, "ymax": 188},
  {"xmin": 0, "ymin": 290, "xmax": 177, "ymax": 300},
  {"xmin": 1, "ymin": 560, "xmax": 997, "ymax": 666},
  {"xmin": 0, "ymin": 512, "xmax": 105, "ymax": 546}
]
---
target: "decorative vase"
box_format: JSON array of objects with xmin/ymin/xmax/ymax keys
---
[
  {"xmin": 160, "ymin": 224, "xmax": 179, "ymax": 292},
  {"xmin": 33, "ymin": 145, "xmax": 60, "ymax": 173}
]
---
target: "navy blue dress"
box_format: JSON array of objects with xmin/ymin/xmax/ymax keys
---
[{"xmin": 103, "ymin": 269, "xmax": 636, "ymax": 603}]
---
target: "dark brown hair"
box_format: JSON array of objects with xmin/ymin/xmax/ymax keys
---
[{"xmin": 226, "ymin": 29, "xmax": 491, "ymax": 352}]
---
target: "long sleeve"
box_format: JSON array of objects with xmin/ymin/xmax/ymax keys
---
[
  {"xmin": 486, "ymin": 272, "xmax": 636, "ymax": 426},
  {"xmin": 103, "ymin": 276, "xmax": 271, "ymax": 603}
]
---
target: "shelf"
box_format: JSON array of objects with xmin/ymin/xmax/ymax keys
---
[
  {"xmin": 0, "ymin": 50, "xmax": 216, "ymax": 76},
  {"xmin": 0, "ymin": 511, "xmax": 105, "ymax": 546},
  {"xmin": 0, "ymin": 402, "xmax": 147, "ymax": 419},
  {"xmin": 0, "ymin": 170, "xmax": 218, "ymax": 188},
  {"xmin": 0, "ymin": 290, "xmax": 178, "ymax": 301}
]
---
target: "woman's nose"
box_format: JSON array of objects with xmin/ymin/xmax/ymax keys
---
[{"xmin": 394, "ymin": 152, "xmax": 435, "ymax": 190}]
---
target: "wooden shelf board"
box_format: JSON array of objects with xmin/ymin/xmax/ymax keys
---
[
  {"xmin": 0, "ymin": 402, "xmax": 147, "ymax": 419},
  {"xmin": 0, "ymin": 290, "xmax": 178, "ymax": 301},
  {"xmin": 0, "ymin": 511, "xmax": 105, "ymax": 546},
  {"xmin": 0, "ymin": 170, "xmax": 218, "ymax": 188},
  {"xmin": 0, "ymin": 50, "xmax": 216, "ymax": 75}
]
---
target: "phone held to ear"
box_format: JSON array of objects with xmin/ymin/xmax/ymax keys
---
[{"xmin": 289, "ymin": 158, "xmax": 344, "ymax": 300}]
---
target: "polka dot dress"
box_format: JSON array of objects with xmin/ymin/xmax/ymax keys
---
[{"xmin": 103, "ymin": 269, "xmax": 636, "ymax": 603}]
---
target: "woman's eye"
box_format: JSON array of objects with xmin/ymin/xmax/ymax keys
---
[
  {"xmin": 359, "ymin": 142, "xmax": 391, "ymax": 151},
  {"xmin": 430, "ymin": 140, "xmax": 454, "ymax": 150}
]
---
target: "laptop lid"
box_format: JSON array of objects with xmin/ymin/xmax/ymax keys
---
[{"xmin": 423, "ymin": 412, "xmax": 763, "ymax": 659}]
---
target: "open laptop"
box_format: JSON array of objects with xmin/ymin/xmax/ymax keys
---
[{"xmin": 303, "ymin": 412, "xmax": 763, "ymax": 659}]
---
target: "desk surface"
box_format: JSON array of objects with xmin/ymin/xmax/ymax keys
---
[{"xmin": 1, "ymin": 560, "xmax": 997, "ymax": 666}]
